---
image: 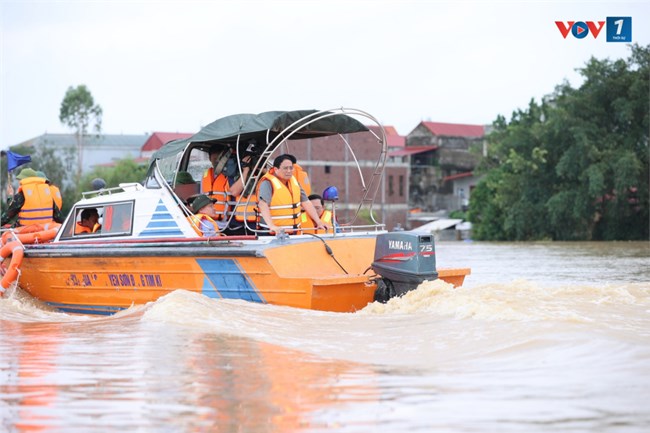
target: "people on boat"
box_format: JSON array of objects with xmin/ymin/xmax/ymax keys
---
[
  {"xmin": 75, "ymin": 208, "xmax": 101, "ymax": 234},
  {"xmin": 187, "ymin": 194, "xmax": 220, "ymax": 237},
  {"xmin": 300, "ymin": 194, "xmax": 336, "ymax": 234},
  {"xmin": 1, "ymin": 168, "xmax": 63, "ymax": 228},
  {"xmin": 257, "ymin": 154, "xmax": 328, "ymax": 235}
]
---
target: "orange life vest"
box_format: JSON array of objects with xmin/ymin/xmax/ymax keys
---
[
  {"xmin": 75, "ymin": 222, "xmax": 101, "ymax": 234},
  {"xmin": 187, "ymin": 214, "xmax": 220, "ymax": 237},
  {"xmin": 293, "ymin": 164, "xmax": 311, "ymax": 196},
  {"xmin": 201, "ymin": 168, "xmax": 230, "ymax": 220},
  {"xmin": 232, "ymin": 194, "xmax": 258, "ymax": 223},
  {"xmin": 258, "ymin": 173, "xmax": 302, "ymax": 234},
  {"xmin": 300, "ymin": 209, "xmax": 333, "ymax": 234},
  {"xmin": 17, "ymin": 177, "xmax": 55, "ymax": 226},
  {"xmin": 49, "ymin": 184, "xmax": 63, "ymax": 210}
]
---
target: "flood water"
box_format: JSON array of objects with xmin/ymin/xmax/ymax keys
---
[{"xmin": 1, "ymin": 241, "xmax": 649, "ymax": 432}]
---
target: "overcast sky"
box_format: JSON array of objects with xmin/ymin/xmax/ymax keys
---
[{"xmin": 0, "ymin": 0, "xmax": 648, "ymax": 149}]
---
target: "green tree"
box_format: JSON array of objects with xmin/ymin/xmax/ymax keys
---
[
  {"xmin": 78, "ymin": 158, "xmax": 148, "ymax": 194},
  {"xmin": 59, "ymin": 85, "xmax": 103, "ymax": 181},
  {"xmin": 470, "ymin": 44, "xmax": 649, "ymax": 240}
]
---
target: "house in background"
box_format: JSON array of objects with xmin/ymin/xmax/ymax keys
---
[
  {"xmin": 279, "ymin": 125, "xmax": 409, "ymax": 230},
  {"xmin": 399, "ymin": 121, "xmax": 485, "ymax": 222},
  {"xmin": 140, "ymin": 132, "xmax": 193, "ymax": 159},
  {"xmin": 17, "ymin": 133, "xmax": 149, "ymax": 175}
]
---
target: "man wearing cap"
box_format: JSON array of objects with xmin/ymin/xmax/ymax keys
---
[
  {"xmin": 1, "ymin": 168, "xmax": 63, "ymax": 227},
  {"xmin": 187, "ymin": 194, "xmax": 220, "ymax": 237},
  {"xmin": 257, "ymin": 154, "xmax": 328, "ymax": 235}
]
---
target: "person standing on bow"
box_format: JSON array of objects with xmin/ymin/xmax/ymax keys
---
[
  {"xmin": 1, "ymin": 168, "xmax": 63, "ymax": 227},
  {"xmin": 257, "ymin": 154, "xmax": 328, "ymax": 235}
]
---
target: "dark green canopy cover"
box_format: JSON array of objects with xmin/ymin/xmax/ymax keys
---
[{"xmin": 152, "ymin": 110, "xmax": 368, "ymax": 161}]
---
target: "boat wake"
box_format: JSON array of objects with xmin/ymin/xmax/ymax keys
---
[{"xmin": 2, "ymin": 279, "xmax": 648, "ymax": 368}]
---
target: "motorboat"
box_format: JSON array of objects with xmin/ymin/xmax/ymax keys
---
[{"xmin": 0, "ymin": 108, "xmax": 470, "ymax": 315}]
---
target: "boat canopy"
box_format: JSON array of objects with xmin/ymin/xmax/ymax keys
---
[{"xmin": 151, "ymin": 110, "xmax": 368, "ymax": 161}]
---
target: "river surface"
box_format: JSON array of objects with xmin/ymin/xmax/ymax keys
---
[{"xmin": 1, "ymin": 241, "xmax": 649, "ymax": 432}]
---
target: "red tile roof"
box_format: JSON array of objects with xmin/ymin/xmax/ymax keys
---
[
  {"xmin": 389, "ymin": 146, "xmax": 437, "ymax": 157},
  {"xmin": 141, "ymin": 132, "xmax": 193, "ymax": 152},
  {"xmin": 422, "ymin": 122, "xmax": 484, "ymax": 138},
  {"xmin": 368, "ymin": 125, "xmax": 406, "ymax": 148}
]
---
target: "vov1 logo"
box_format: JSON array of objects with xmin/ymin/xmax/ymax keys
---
[{"xmin": 555, "ymin": 17, "xmax": 632, "ymax": 42}]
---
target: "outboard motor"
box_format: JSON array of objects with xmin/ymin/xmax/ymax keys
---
[{"xmin": 371, "ymin": 232, "xmax": 438, "ymax": 303}]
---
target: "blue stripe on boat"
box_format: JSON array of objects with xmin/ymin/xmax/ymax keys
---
[
  {"xmin": 138, "ymin": 199, "xmax": 184, "ymax": 237},
  {"xmin": 146, "ymin": 220, "xmax": 180, "ymax": 228},
  {"xmin": 196, "ymin": 258, "xmax": 264, "ymax": 303},
  {"xmin": 139, "ymin": 229, "xmax": 185, "ymax": 237}
]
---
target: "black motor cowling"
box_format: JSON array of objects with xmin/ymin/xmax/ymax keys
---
[{"xmin": 371, "ymin": 232, "xmax": 438, "ymax": 302}]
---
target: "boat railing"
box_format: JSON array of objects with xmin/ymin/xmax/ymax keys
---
[
  {"xmin": 81, "ymin": 183, "xmax": 143, "ymax": 199},
  {"xmin": 229, "ymin": 108, "xmax": 388, "ymax": 235}
]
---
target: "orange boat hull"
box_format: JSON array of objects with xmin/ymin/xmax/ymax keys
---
[{"xmin": 15, "ymin": 236, "xmax": 470, "ymax": 315}]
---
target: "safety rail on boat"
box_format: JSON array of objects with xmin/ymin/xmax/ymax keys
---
[
  {"xmin": 151, "ymin": 107, "xmax": 390, "ymax": 238},
  {"xmin": 81, "ymin": 183, "xmax": 143, "ymax": 199}
]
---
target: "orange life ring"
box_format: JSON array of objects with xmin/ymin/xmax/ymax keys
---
[
  {"xmin": 0, "ymin": 241, "xmax": 24, "ymax": 294},
  {"xmin": 1, "ymin": 222, "xmax": 60, "ymax": 246}
]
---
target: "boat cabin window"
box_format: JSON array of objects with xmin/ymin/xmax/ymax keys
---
[
  {"xmin": 60, "ymin": 206, "xmax": 106, "ymax": 239},
  {"xmin": 59, "ymin": 202, "xmax": 134, "ymax": 240},
  {"xmin": 185, "ymin": 148, "xmax": 213, "ymax": 187},
  {"xmin": 102, "ymin": 202, "xmax": 134, "ymax": 235}
]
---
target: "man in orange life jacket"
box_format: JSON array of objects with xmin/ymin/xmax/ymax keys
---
[
  {"xmin": 75, "ymin": 208, "xmax": 101, "ymax": 234},
  {"xmin": 257, "ymin": 154, "xmax": 328, "ymax": 235},
  {"xmin": 201, "ymin": 147, "xmax": 253, "ymax": 225},
  {"xmin": 1, "ymin": 168, "xmax": 63, "ymax": 227},
  {"xmin": 300, "ymin": 194, "xmax": 336, "ymax": 234},
  {"xmin": 187, "ymin": 194, "xmax": 220, "ymax": 237}
]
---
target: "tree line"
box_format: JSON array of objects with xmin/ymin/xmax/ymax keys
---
[{"xmin": 469, "ymin": 44, "xmax": 649, "ymax": 241}]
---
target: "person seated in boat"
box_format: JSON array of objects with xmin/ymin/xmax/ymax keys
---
[
  {"xmin": 300, "ymin": 194, "xmax": 337, "ymax": 234},
  {"xmin": 222, "ymin": 152, "xmax": 256, "ymax": 236},
  {"xmin": 75, "ymin": 208, "xmax": 101, "ymax": 234},
  {"xmin": 257, "ymin": 154, "xmax": 328, "ymax": 235},
  {"xmin": 187, "ymin": 194, "xmax": 220, "ymax": 237},
  {"xmin": 1, "ymin": 168, "xmax": 63, "ymax": 228},
  {"xmin": 201, "ymin": 146, "xmax": 233, "ymax": 222}
]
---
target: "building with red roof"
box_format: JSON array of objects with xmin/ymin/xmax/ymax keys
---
[
  {"xmin": 141, "ymin": 132, "xmax": 193, "ymax": 158},
  {"xmin": 401, "ymin": 121, "xmax": 486, "ymax": 214}
]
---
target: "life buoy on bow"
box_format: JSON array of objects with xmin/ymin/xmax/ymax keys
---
[
  {"xmin": 1, "ymin": 222, "xmax": 60, "ymax": 246},
  {"xmin": 0, "ymin": 241, "xmax": 24, "ymax": 295}
]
